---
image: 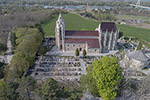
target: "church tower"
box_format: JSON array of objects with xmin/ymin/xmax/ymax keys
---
[
  {"xmin": 55, "ymin": 13, "xmax": 65, "ymax": 51},
  {"xmin": 97, "ymin": 22, "xmax": 118, "ymax": 53}
]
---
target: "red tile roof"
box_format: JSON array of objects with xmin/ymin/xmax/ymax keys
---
[
  {"xmin": 65, "ymin": 38, "xmax": 100, "ymax": 48},
  {"xmin": 101, "ymin": 22, "xmax": 117, "ymax": 32},
  {"xmin": 65, "ymin": 31, "xmax": 99, "ymax": 37}
]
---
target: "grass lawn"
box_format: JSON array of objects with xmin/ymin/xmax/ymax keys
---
[
  {"xmin": 42, "ymin": 13, "xmax": 150, "ymax": 43},
  {"xmin": 41, "ymin": 13, "xmax": 99, "ymax": 36},
  {"xmin": 117, "ymin": 24, "xmax": 150, "ymax": 42}
]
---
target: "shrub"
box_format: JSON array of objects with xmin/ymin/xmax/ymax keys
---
[{"xmin": 75, "ymin": 48, "xmax": 79, "ymax": 57}]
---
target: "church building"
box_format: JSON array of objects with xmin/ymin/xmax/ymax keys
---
[{"xmin": 55, "ymin": 13, "xmax": 119, "ymax": 53}]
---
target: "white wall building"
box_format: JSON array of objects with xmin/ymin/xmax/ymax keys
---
[{"xmin": 124, "ymin": 50, "xmax": 150, "ymax": 69}]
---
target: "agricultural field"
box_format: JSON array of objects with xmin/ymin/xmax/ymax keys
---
[
  {"xmin": 42, "ymin": 13, "xmax": 150, "ymax": 43},
  {"xmin": 115, "ymin": 14, "xmax": 150, "ymax": 21},
  {"xmin": 117, "ymin": 24, "xmax": 150, "ymax": 42}
]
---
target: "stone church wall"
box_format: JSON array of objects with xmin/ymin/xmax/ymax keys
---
[
  {"xmin": 87, "ymin": 48, "xmax": 100, "ymax": 53},
  {"xmin": 65, "ymin": 43, "xmax": 100, "ymax": 53},
  {"xmin": 65, "ymin": 43, "xmax": 87, "ymax": 51}
]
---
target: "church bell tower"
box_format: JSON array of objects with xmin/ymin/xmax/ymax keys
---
[{"xmin": 55, "ymin": 13, "xmax": 65, "ymax": 51}]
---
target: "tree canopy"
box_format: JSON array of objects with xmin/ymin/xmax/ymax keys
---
[
  {"xmin": 80, "ymin": 64, "xmax": 99, "ymax": 96},
  {"xmin": 136, "ymin": 42, "xmax": 142, "ymax": 50},
  {"xmin": 4, "ymin": 52, "xmax": 34, "ymax": 80},
  {"xmin": 18, "ymin": 76, "xmax": 36, "ymax": 100},
  {"xmin": 39, "ymin": 46, "xmax": 48, "ymax": 56},
  {"xmin": 41, "ymin": 78, "xmax": 62, "ymax": 100},
  {"xmin": 0, "ymin": 62, "xmax": 5, "ymax": 79},
  {"xmin": 119, "ymin": 31, "xmax": 123, "ymax": 39},
  {"xmin": 4, "ymin": 28, "xmax": 42, "ymax": 81},
  {"xmin": 92, "ymin": 56, "xmax": 122, "ymax": 100},
  {"xmin": 75, "ymin": 48, "xmax": 79, "ymax": 57},
  {"xmin": 0, "ymin": 80, "xmax": 6, "ymax": 99},
  {"xmin": 0, "ymin": 80, "xmax": 19, "ymax": 100},
  {"xmin": 14, "ymin": 28, "xmax": 42, "ymax": 56},
  {"xmin": 83, "ymin": 49, "xmax": 87, "ymax": 57}
]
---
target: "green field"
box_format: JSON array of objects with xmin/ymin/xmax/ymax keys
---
[
  {"xmin": 115, "ymin": 14, "xmax": 150, "ymax": 21},
  {"xmin": 117, "ymin": 24, "xmax": 150, "ymax": 42},
  {"xmin": 41, "ymin": 13, "xmax": 99, "ymax": 36},
  {"xmin": 42, "ymin": 13, "xmax": 150, "ymax": 43}
]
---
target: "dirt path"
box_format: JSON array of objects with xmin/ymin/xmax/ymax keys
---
[{"xmin": 6, "ymin": 32, "xmax": 13, "ymax": 64}]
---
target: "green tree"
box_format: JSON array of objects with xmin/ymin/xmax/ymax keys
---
[
  {"xmin": 83, "ymin": 49, "xmax": 87, "ymax": 57},
  {"xmin": 15, "ymin": 32, "xmax": 42, "ymax": 56},
  {"xmin": 5, "ymin": 82, "xmax": 19, "ymax": 100},
  {"xmin": 14, "ymin": 28, "xmax": 42, "ymax": 56},
  {"xmin": 35, "ymin": 24, "xmax": 44, "ymax": 35},
  {"xmin": 5, "ymin": 52, "xmax": 34, "ymax": 80},
  {"xmin": 18, "ymin": 76, "xmax": 36, "ymax": 100},
  {"xmin": 39, "ymin": 46, "xmax": 48, "ymax": 55},
  {"xmin": 136, "ymin": 42, "xmax": 142, "ymax": 50},
  {"xmin": 41, "ymin": 78, "xmax": 62, "ymax": 100},
  {"xmin": 0, "ymin": 81, "xmax": 19, "ymax": 100},
  {"xmin": 0, "ymin": 80, "xmax": 6, "ymax": 100},
  {"xmin": 86, "ymin": 65, "xmax": 99, "ymax": 95},
  {"xmin": 0, "ymin": 62, "xmax": 5, "ymax": 79},
  {"xmin": 119, "ymin": 32, "xmax": 123, "ymax": 39},
  {"xmin": 92, "ymin": 56, "xmax": 122, "ymax": 100},
  {"xmin": 63, "ymin": 84, "xmax": 83, "ymax": 100},
  {"xmin": 0, "ymin": 43, "xmax": 7, "ymax": 52},
  {"xmin": 5, "ymin": 28, "xmax": 42, "ymax": 81},
  {"xmin": 75, "ymin": 48, "xmax": 79, "ymax": 57},
  {"xmin": 80, "ymin": 74, "xmax": 88, "ymax": 91},
  {"xmin": 80, "ymin": 65, "xmax": 99, "ymax": 96}
]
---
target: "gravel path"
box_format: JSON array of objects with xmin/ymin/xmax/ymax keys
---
[
  {"xmin": 80, "ymin": 58, "xmax": 87, "ymax": 74},
  {"xmin": 81, "ymin": 91, "xmax": 101, "ymax": 100},
  {"xmin": 6, "ymin": 32, "xmax": 13, "ymax": 64},
  {"xmin": 46, "ymin": 49, "xmax": 118, "ymax": 57}
]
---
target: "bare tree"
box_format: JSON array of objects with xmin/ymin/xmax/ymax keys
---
[{"xmin": 120, "ymin": 77, "xmax": 150, "ymax": 100}]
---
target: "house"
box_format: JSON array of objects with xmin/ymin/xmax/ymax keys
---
[{"xmin": 124, "ymin": 50, "xmax": 150, "ymax": 69}]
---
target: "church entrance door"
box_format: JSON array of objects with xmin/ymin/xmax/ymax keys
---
[{"xmin": 79, "ymin": 48, "xmax": 82, "ymax": 51}]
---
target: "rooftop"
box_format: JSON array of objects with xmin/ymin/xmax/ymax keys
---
[
  {"xmin": 101, "ymin": 22, "xmax": 117, "ymax": 32},
  {"xmin": 126, "ymin": 50, "xmax": 149, "ymax": 62},
  {"xmin": 65, "ymin": 31, "xmax": 99, "ymax": 37}
]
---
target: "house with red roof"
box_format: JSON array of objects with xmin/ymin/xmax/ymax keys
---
[{"xmin": 55, "ymin": 13, "xmax": 119, "ymax": 53}]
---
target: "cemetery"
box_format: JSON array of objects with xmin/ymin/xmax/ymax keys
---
[
  {"xmin": 31, "ymin": 55, "xmax": 102, "ymax": 82},
  {"xmin": 30, "ymin": 36, "xmax": 150, "ymax": 82}
]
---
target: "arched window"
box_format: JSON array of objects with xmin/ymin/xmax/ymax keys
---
[
  {"xmin": 101, "ymin": 36, "xmax": 104, "ymax": 48},
  {"xmin": 59, "ymin": 27, "xmax": 62, "ymax": 40},
  {"xmin": 106, "ymin": 36, "xmax": 109, "ymax": 46}
]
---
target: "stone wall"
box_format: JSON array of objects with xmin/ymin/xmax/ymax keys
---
[
  {"xmin": 99, "ymin": 31, "xmax": 118, "ymax": 53},
  {"xmin": 87, "ymin": 48, "xmax": 100, "ymax": 53},
  {"xmin": 65, "ymin": 43, "xmax": 87, "ymax": 52},
  {"xmin": 64, "ymin": 43, "xmax": 100, "ymax": 53}
]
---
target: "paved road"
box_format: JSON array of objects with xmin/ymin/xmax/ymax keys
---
[
  {"xmin": 80, "ymin": 58, "xmax": 87, "ymax": 74},
  {"xmin": 46, "ymin": 46, "xmax": 118, "ymax": 57},
  {"xmin": 6, "ymin": 32, "xmax": 13, "ymax": 64}
]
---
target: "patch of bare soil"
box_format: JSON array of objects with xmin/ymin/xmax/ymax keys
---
[{"xmin": 129, "ymin": 23, "xmax": 150, "ymax": 29}]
